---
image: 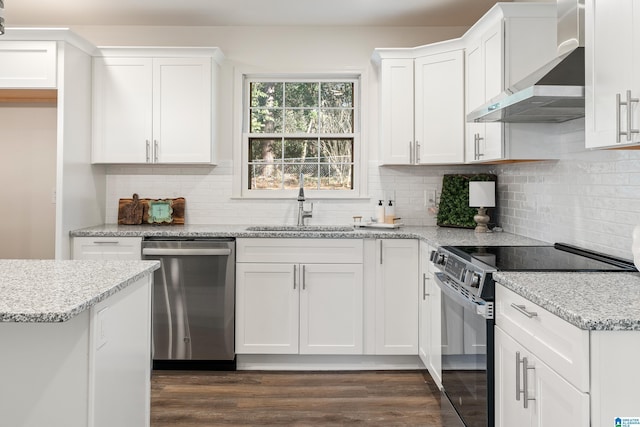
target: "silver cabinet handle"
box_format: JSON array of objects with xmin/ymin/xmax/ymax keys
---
[
  {"xmin": 415, "ymin": 140, "xmax": 420, "ymax": 164},
  {"xmin": 293, "ymin": 264, "xmax": 297, "ymax": 290},
  {"xmin": 379, "ymin": 240, "xmax": 383, "ymax": 264},
  {"xmin": 476, "ymin": 134, "xmax": 485, "ymax": 159},
  {"xmin": 516, "ymin": 351, "xmax": 522, "ymax": 402},
  {"xmin": 154, "ymin": 140, "xmax": 159, "ymax": 163},
  {"xmin": 146, "ymin": 140, "xmax": 151, "ymax": 162},
  {"xmin": 617, "ymin": 93, "xmax": 622, "ymax": 143},
  {"xmin": 302, "ymin": 265, "xmax": 306, "ymax": 290},
  {"xmin": 617, "ymin": 91, "xmax": 640, "ymax": 143},
  {"xmin": 511, "ymin": 303, "xmax": 538, "ymax": 318},
  {"xmin": 423, "ymin": 273, "xmax": 430, "ymax": 300},
  {"xmin": 522, "ymin": 356, "xmax": 536, "ymax": 409},
  {"xmin": 409, "ymin": 141, "xmax": 414, "ymax": 164},
  {"xmin": 93, "ymin": 241, "xmax": 119, "ymax": 245}
]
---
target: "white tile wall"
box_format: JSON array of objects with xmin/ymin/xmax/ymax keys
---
[
  {"xmin": 105, "ymin": 161, "xmax": 486, "ymax": 227},
  {"xmin": 496, "ymin": 120, "xmax": 640, "ymax": 260}
]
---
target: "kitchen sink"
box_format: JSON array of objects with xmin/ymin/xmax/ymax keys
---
[{"xmin": 245, "ymin": 225, "xmax": 354, "ymax": 232}]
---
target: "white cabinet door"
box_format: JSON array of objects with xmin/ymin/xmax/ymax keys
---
[
  {"xmin": 0, "ymin": 41, "xmax": 57, "ymax": 88},
  {"xmin": 153, "ymin": 58, "xmax": 212, "ymax": 163},
  {"xmin": 495, "ymin": 326, "xmax": 532, "ymax": 427},
  {"xmin": 465, "ymin": 23, "xmax": 504, "ymax": 163},
  {"xmin": 93, "ymin": 55, "xmax": 214, "ymax": 164},
  {"xmin": 379, "ymin": 58, "xmax": 414, "ymax": 165},
  {"xmin": 586, "ymin": 0, "xmax": 640, "ymax": 149},
  {"xmin": 418, "ymin": 241, "xmax": 442, "ymax": 387},
  {"xmin": 414, "ymin": 50, "xmax": 464, "ymax": 164},
  {"xmin": 235, "ymin": 263, "xmax": 299, "ymax": 354},
  {"xmin": 495, "ymin": 327, "xmax": 589, "ymax": 427},
  {"xmin": 72, "ymin": 237, "xmax": 142, "ymax": 260},
  {"xmin": 92, "ymin": 57, "xmax": 153, "ymax": 163},
  {"xmin": 299, "ymin": 264, "xmax": 363, "ymax": 355},
  {"xmin": 375, "ymin": 239, "xmax": 419, "ymax": 355}
]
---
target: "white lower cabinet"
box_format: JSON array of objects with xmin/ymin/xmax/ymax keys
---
[
  {"xmin": 495, "ymin": 327, "xmax": 589, "ymax": 427},
  {"xmin": 235, "ymin": 239, "xmax": 363, "ymax": 355},
  {"xmin": 72, "ymin": 236, "xmax": 142, "ymax": 260},
  {"xmin": 495, "ymin": 285, "xmax": 589, "ymax": 427},
  {"xmin": 374, "ymin": 239, "xmax": 419, "ymax": 355},
  {"xmin": 418, "ymin": 241, "xmax": 442, "ymax": 387}
]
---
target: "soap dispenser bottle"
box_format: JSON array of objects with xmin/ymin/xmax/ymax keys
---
[
  {"xmin": 376, "ymin": 200, "xmax": 385, "ymax": 223},
  {"xmin": 385, "ymin": 200, "xmax": 395, "ymax": 224}
]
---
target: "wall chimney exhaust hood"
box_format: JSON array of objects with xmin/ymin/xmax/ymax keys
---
[{"xmin": 467, "ymin": 0, "xmax": 585, "ymax": 123}]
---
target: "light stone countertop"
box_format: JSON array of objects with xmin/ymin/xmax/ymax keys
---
[
  {"xmin": 69, "ymin": 224, "xmax": 548, "ymax": 247},
  {"xmin": 0, "ymin": 259, "xmax": 160, "ymax": 323},
  {"xmin": 494, "ymin": 271, "xmax": 640, "ymax": 331}
]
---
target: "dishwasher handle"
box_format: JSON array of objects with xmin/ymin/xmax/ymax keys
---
[{"xmin": 142, "ymin": 248, "xmax": 232, "ymax": 257}]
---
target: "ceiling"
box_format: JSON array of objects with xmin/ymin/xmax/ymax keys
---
[{"xmin": 4, "ymin": 0, "xmax": 512, "ymax": 28}]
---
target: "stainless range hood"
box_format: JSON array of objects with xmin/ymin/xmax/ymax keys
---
[{"xmin": 467, "ymin": 0, "xmax": 585, "ymax": 123}]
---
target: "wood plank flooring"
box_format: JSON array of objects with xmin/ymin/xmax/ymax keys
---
[{"xmin": 151, "ymin": 370, "xmax": 464, "ymax": 426}]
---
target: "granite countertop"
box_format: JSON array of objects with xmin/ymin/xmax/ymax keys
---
[
  {"xmin": 0, "ymin": 259, "xmax": 160, "ymax": 323},
  {"xmin": 494, "ymin": 271, "xmax": 640, "ymax": 331},
  {"xmin": 70, "ymin": 224, "xmax": 547, "ymax": 247}
]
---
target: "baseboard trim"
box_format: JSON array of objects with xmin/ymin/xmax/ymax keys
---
[{"xmin": 236, "ymin": 354, "xmax": 422, "ymax": 371}]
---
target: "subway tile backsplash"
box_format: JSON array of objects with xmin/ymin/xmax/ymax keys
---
[
  {"xmin": 105, "ymin": 161, "xmax": 486, "ymax": 228},
  {"xmin": 105, "ymin": 120, "xmax": 640, "ymax": 260}
]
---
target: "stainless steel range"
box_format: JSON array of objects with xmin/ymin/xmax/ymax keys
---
[{"xmin": 431, "ymin": 243, "xmax": 636, "ymax": 427}]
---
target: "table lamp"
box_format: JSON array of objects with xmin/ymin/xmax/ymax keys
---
[{"xmin": 469, "ymin": 181, "xmax": 495, "ymax": 233}]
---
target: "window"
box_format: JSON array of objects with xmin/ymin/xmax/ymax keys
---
[{"xmin": 241, "ymin": 76, "xmax": 360, "ymax": 197}]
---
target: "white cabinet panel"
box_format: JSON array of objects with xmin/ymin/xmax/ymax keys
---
[
  {"xmin": 495, "ymin": 326, "xmax": 589, "ymax": 427},
  {"xmin": 418, "ymin": 241, "xmax": 442, "ymax": 388},
  {"xmin": 375, "ymin": 239, "xmax": 419, "ymax": 355},
  {"xmin": 72, "ymin": 237, "xmax": 142, "ymax": 260},
  {"xmin": 299, "ymin": 264, "xmax": 363, "ymax": 354},
  {"xmin": 0, "ymin": 41, "xmax": 57, "ymax": 88},
  {"xmin": 586, "ymin": 0, "xmax": 640, "ymax": 148},
  {"xmin": 92, "ymin": 57, "xmax": 152, "ymax": 164},
  {"xmin": 92, "ymin": 51, "xmax": 217, "ymax": 164},
  {"xmin": 414, "ymin": 50, "xmax": 465, "ymax": 164},
  {"xmin": 379, "ymin": 58, "xmax": 415, "ymax": 165},
  {"xmin": 376, "ymin": 43, "xmax": 465, "ymax": 165},
  {"xmin": 235, "ymin": 263, "xmax": 299, "ymax": 354},
  {"xmin": 235, "ymin": 239, "xmax": 364, "ymax": 356}
]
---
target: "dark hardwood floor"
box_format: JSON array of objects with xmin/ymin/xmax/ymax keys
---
[{"xmin": 151, "ymin": 370, "xmax": 464, "ymax": 426}]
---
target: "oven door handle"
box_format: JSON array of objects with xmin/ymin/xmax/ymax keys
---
[{"xmin": 434, "ymin": 272, "xmax": 492, "ymax": 319}]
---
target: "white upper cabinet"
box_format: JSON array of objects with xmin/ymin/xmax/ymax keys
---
[
  {"xmin": 464, "ymin": 3, "xmax": 557, "ymax": 163},
  {"xmin": 585, "ymin": 0, "xmax": 640, "ymax": 149},
  {"xmin": 0, "ymin": 41, "xmax": 57, "ymax": 88},
  {"xmin": 92, "ymin": 48, "xmax": 223, "ymax": 164},
  {"xmin": 374, "ymin": 40, "xmax": 465, "ymax": 165}
]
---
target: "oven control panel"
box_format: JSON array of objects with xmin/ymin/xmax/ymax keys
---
[{"xmin": 431, "ymin": 247, "xmax": 493, "ymax": 299}]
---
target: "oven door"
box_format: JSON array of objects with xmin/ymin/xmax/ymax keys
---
[{"xmin": 434, "ymin": 272, "xmax": 494, "ymax": 427}]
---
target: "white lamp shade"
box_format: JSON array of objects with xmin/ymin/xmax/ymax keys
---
[{"xmin": 469, "ymin": 181, "xmax": 496, "ymax": 208}]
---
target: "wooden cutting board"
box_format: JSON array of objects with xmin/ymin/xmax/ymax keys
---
[{"xmin": 118, "ymin": 194, "xmax": 185, "ymax": 225}]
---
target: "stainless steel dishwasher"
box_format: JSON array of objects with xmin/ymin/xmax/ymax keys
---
[{"xmin": 142, "ymin": 237, "xmax": 235, "ymax": 370}]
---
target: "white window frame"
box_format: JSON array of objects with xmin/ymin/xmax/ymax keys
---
[{"xmin": 233, "ymin": 71, "xmax": 367, "ymax": 199}]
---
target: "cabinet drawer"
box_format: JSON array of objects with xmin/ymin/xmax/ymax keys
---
[
  {"xmin": 72, "ymin": 237, "xmax": 142, "ymax": 260},
  {"xmin": 236, "ymin": 238, "xmax": 363, "ymax": 264},
  {"xmin": 495, "ymin": 285, "xmax": 589, "ymax": 392},
  {"xmin": 0, "ymin": 41, "xmax": 57, "ymax": 88}
]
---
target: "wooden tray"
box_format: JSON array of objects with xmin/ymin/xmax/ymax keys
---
[{"xmin": 118, "ymin": 194, "xmax": 185, "ymax": 225}]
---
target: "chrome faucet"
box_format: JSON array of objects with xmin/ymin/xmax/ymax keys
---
[{"xmin": 297, "ymin": 173, "xmax": 313, "ymax": 226}]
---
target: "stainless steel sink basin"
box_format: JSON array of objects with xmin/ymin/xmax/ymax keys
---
[{"xmin": 245, "ymin": 225, "xmax": 354, "ymax": 232}]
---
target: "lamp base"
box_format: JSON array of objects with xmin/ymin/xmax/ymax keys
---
[{"xmin": 473, "ymin": 207, "xmax": 490, "ymax": 233}]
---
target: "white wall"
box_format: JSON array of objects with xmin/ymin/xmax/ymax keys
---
[
  {"xmin": 496, "ymin": 119, "xmax": 640, "ymax": 260},
  {"xmin": 0, "ymin": 105, "xmax": 57, "ymax": 259},
  {"xmin": 71, "ymin": 25, "xmax": 476, "ymax": 227}
]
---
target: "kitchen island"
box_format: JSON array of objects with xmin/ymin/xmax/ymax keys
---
[{"xmin": 0, "ymin": 259, "xmax": 159, "ymax": 427}]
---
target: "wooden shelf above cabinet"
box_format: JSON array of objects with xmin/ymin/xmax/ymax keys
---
[{"xmin": 0, "ymin": 89, "xmax": 58, "ymax": 105}]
